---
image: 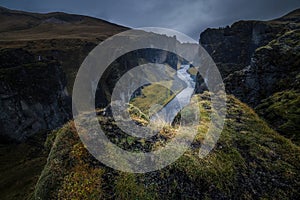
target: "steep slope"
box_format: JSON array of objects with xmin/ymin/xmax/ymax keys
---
[
  {"xmin": 226, "ymin": 29, "xmax": 300, "ymax": 144},
  {"xmin": 199, "ymin": 9, "xmax": 300, "ymax": 144},
  {"xmin": 34, "ymin": 94, "xmax": 300, "ymax": 199},
  {"xmin": 225, "ymin": 29, "xmax": 300, "ymax": 106},
  {"xmin": 0, "ymin": 7, "xmax": 128, "ymax": 200},
  {"xmin": 0, "ymin": 7, "xmax": 188, "ymax": 200},
  {"xmin": 1, "ymin": 6, "xmax": 299, "ymax": 200},
  {"xmin": 200, "ymin": 8, "xmax": 300, "ymax": 79},
  {"xmin": 256, "ymin": 90, "xmax": 300, "ymax": 145},
  {"xmin": 0, "ymin": 7, "xmax": 130, "ymax": 141},
  {"xmin": 0, "ymin": 6, "xmax": 128, "ymax": 93},
  {"xmin": 0, "ymin": 48, "xmax": 70, "ymax": 141}
]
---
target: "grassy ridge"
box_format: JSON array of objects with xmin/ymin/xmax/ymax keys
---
[{"xmin": 33, "ymin": 93, "xmax": 300, "ymax": 199}]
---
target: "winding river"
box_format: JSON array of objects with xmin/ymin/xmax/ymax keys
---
[{"xmin": 150, "ymin": 64, "xmax": 196, "ymax": 124}]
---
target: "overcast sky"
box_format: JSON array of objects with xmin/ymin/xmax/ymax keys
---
[{"xmin": 1, "ymin": 0, "xmax": 300, "ymax": 40}]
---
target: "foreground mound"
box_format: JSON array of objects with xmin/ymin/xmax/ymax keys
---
[{"xmin": 34, "ymin": 94, "xmax": 300, "ymax": 199}]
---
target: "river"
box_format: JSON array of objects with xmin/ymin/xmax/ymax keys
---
[{"xmin": 150, "ymin": 64, "xmax": 196, "ymax": 124}]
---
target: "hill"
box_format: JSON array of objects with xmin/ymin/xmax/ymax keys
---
[
  {"xmin": 34, "ymin": 93, "xmax": 300, "ymax": 199},
  {"xmin": 0, "ymin": 6, "xmax": 127, "ymax": 41}
]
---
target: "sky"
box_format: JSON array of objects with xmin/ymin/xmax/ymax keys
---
[{"xmin": 1, "ymin": 0, "xmax": 300, "ymax": 40}]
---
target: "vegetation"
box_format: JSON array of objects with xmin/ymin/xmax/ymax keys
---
[
  {"xmin": 187, "ymin": 66, "xmax": 198, "ymax": 76},
  {"xmin": 1, "ymin": 6, "xmax": 299, "ymax": 200},
  {"xmin": 130, "ymin": 81, "xmax": 180, "ymax": 116},
  {"xmin": 33, "ymin": 93, "xmax": 300, "ymax": 199},
  {"xmin": 256, "ymin": 90, "xmax": 300, "ymax": 145},
  {"xmin": 0, "ymin": 132, "xmax": 48, "ymax": 200}
]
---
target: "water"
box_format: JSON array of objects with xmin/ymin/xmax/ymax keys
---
[{"xmin": 150, "ymin": 65, "xmax": 196, "ymax": 124}]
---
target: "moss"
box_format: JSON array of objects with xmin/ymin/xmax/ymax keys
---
[
  {"xmin": 255, "ymin": 44, "xmax": 273, "ymax": 52},
  {"xmin": 58, "ymin": 166, "xmax": 105, "ymax": 200},
  {"xmin": 115, "ymin": 173, "xmax": 157, "ymax": 200},
  {"xmin": 256, "ymin": 90, "xmax": 300, "ymax": 145},
  {"xmin": 34, "ymin": 122, "xmax": 79, "ymax": 200},
  {"xmin": 187, "ymin": 66, "xmax": 198, "ymax": 75},
  {"xmin": 34, "ymin": 94, "xmax": 300, "ymax": 199},
  {"xmin": 128, "ymin": 103, "xmax": 149, "ymax": 123}
]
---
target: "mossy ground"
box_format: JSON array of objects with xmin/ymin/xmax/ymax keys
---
[
  {"xmin": 0, "ymin": 132, "xmax": 48, "ymax": 200},
  {"xmin": 256, "ymin": 90, "xmax": 300, "ymax": 145},
  {"xmin": 33, "ymin": 93, "xmax": 300, "ymax": 199}
]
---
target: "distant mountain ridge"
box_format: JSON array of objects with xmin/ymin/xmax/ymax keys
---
[{"xmin": 0, "ymin": 6, "xmax": 128, "ymax": 41}]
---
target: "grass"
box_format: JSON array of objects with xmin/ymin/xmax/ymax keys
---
[
  {"xmin": 256, "ymin": 90, "xmax": 300, "ymax": 145},
  {"xmin": 114, "ymin": 173, "xmax": 156, "ymax": 200},
  {"xmin": 33, "ymin": 93, "xmax": 300, "ymax": 199},
  {"xmin": 130, "ymin": 80, "xmax": 183, "ymax": 116},
  {"xmin": 0, "ymin": 7, "xmax": 127, "ymax": 42},
  {"xmin": 0, "ymin": 132, "xmax": 48, "ymax": 200},
  {"xmin": 187, "ymin": 66, "xmax": 198, "ymax": 76}
]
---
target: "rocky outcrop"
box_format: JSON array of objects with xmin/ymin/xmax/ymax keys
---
[
  {"xmin": 198, "ymin": 9, "xmax": 300, "ymax": 144},
  {"xmin": 0, "ymin": 48, "xmax": 71, "ymax": 141},
  {"xmin": 200, "ymin": 21, "xmax": 283, "ymax": 78},
  {"xmin": 224, "ymin": 29, "xmax": 300, "ymax": 106},
  {"xmin": 199, "ymin": 9, "xmax": 300, "ymax": 107}
]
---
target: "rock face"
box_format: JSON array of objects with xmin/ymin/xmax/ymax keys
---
[
  {"xmin": 225, "ymin": 29, "xmax": 300, "ymax": 106},
  {"xmin": 0, "ymin": 48, "xmax": 71, "ymax": 141},
  {"xmin": 200, "ymin": 21, "xmax": 281, "ymax": 78},
  {"xmin": 199, "ymin": 9, "xmax": 300, "ymax": 144},
  {"xmin": 0, "ymin": 7, "xmax": 297, "ymax": 200},
  {"xmin": 199, "ymin": 9, "xmax": 300, "ymax": 107},
  {"xmin": 0, "ymin": 7, "xmax": 128, "ymax": 141}
]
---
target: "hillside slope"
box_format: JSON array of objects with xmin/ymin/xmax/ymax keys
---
[
  {"xmin": 34, "ymin": 94, "xmax": 300, "ymax": 199},
  {"xmin": 199, "ymin": 8, "xmax": 300, "ymax": 144},
  {"xmin": 0, "ymin": 6, "xmax": 127, "ymax": 41},
  {"xmin": 0, "ymin": 7, "xmax": 127, "ymax": 200}
]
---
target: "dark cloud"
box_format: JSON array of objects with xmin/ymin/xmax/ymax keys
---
[{"xmin": 1, "ymin": 0, "xmax": 300, "ymax": 40}]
